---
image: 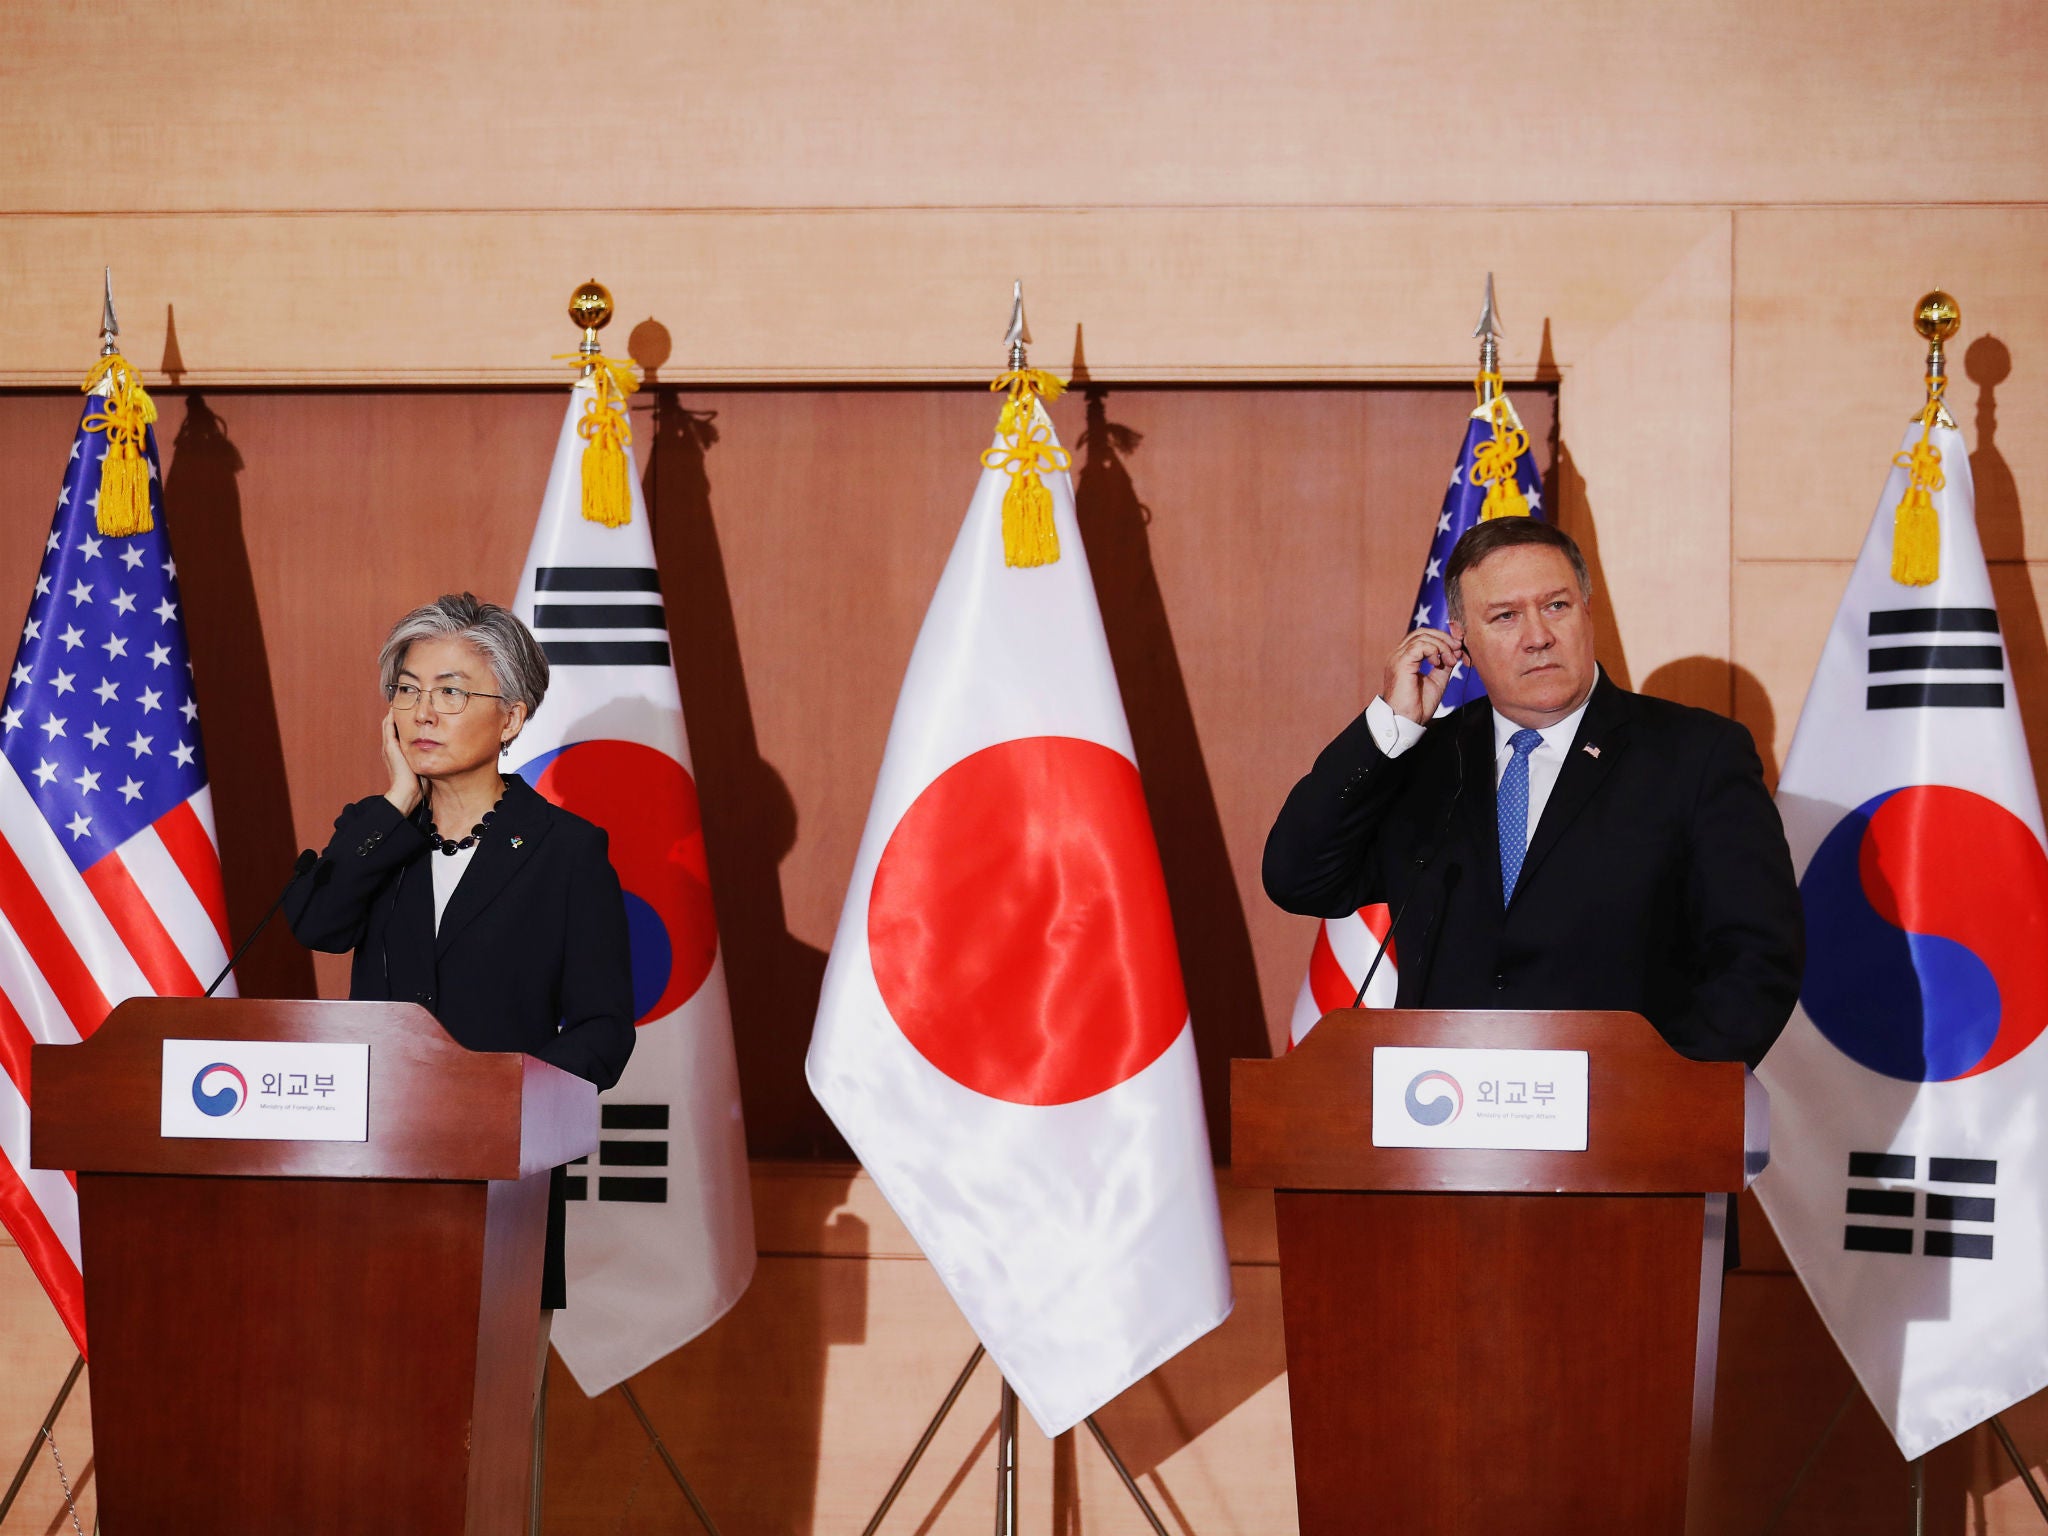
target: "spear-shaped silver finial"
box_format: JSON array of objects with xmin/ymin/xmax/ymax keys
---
[
  {"xmin": 1004, "ymin": 279, "xmax": 1030, "ymax": 370},
  {"xmin": 100, "ymin": 267, "xmax": 120, "ymax": 357},
  {"xmin": 1473, "ymin": 272, "xmax": 1503, "ymax": 375}
]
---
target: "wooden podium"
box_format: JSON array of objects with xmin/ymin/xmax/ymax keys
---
[
  {"xmin": 1232, "ymin": 1009, "xmax": 1765, "ymax": 1536},
  {"xmin": 31, "ymin": 997, "xmax": 598, "ymax": 1535}
]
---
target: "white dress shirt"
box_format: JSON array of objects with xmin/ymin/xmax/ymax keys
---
[
  {"xmin": 1362, "ymin": 682, "xmax": 1596, "ymax": 850},
  {"xmin": 430, "ymin": 840, "xmax": 479, "ymax": 932}
]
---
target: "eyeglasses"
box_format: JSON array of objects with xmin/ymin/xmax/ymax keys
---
[{"xmin": 384, "ymin": 682, "xmax": 506, "ymax": 715}]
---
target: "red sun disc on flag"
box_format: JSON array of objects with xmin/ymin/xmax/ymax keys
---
[{"xmin": 867, "ymin": 736, "xmax": 1188, "ymax": 1106}]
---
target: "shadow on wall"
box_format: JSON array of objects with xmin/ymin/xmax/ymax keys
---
[
  {"xmin": 1540, "ymin": 319, "xmax": 1637, "ymax": 700},
  {"xmin": 1968, "ymin": 334, "xmax": 2048, "ymax": 810},
  {"xmin": 1641, "ymin": 659, "xmax": 1780, "ymax": 782},
  {"xmin": 161, "ymin": 394, "xmax": 313, "ymax": 999},
  {"xmin": 630, "ymin": 332, "xmax": 839, "ymax": 1159},
  {"xmin": 1071, "ymin": 386, "xmax": 1272, "ymax": 1162}
]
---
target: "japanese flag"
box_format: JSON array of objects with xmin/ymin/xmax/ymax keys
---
[{"xmin": 806, "ymin": 395, "xmax": 1233, "ymax": 1435}]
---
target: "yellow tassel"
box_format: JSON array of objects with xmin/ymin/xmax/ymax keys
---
[
  {"xmin": 1889, "ymin": 399, "xmax": 1946, "ymax": 587},
  {"xmin": 1470, "ymin": 369, "xmax": 1531, "ymax": 522},
  {"xmin": 1002, "ymin": 474, "xmax": 1061, "ymax": 568},
  {"xmin": 1479, "ymin": 475, "xmax": 1530, "ymax": 522},
  {"xmin": 80, "ymin": 353, "xmax": 157, "ymax": 536},
  {"xmin": 553, "ymin": 352, "xmax": 640, "ymax": 527},
  {"xmin": 1891, "ymin": 487, "xmax": 1940, "ymax": 586},
  {"xmin": 983, "ymin": 370, "xmax": 1072, "ymax": 568}
]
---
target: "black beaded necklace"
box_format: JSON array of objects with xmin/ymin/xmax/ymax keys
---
[{"xmin": 425, "ymin": 783, "xmax": 506, "ymax": 857}]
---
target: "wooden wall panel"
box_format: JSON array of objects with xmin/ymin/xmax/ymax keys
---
[
  {"xmin": 3, "ymin": 3, "xmax": 2042, "ymax": 214},
  {"xmin": 0, "ymin": 206, "xmax": 1729, "ymax": 387}
]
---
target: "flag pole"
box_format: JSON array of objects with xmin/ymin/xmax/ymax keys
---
[{"xmin": 994, "ymin": 1379, "xmax": 1020, "ymax": 1535}]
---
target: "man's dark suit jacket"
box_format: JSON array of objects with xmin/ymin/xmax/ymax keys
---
[
  {"xmin": 283, "ymin": 773, "xmax": 636, "ymax": 1308},
  {"xmin": 1262, "ymin": 675, "xmax": 1804, "ymax": 1067}
]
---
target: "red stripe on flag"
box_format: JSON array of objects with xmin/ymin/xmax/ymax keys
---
[
  {"xmin": 0, "ymin": 983, "xmax": 33, "ymax": 1101},
  {"xmin": 83, "ymin": 855, "xmax": 204, "ymax": 999},
  {"xmin": 1307, "ymin": 921, "xmax": 1356, "ymax": 1017},
  {"xmin": 0, "ymin": 1153, "xmax": 86, "ymax": 1354},
  {"xmin": 155, "ymin": 800, "xmax": 231, "ymax": 951},
  {"xmin": 0, "ymin": 835, "xmax": 112, "ymax": 1037}
]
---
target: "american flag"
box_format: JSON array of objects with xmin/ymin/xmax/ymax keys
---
[
  {"xmin": 0, "ymin": 389, "xmax": 231, "ymax": 1350},
  {"xmin": 1285, "ymin": 387, "xmax": 1546, "ymax": 1041},
  {"xmin": 1405, "ymin": 402, "xmax": 1547, "ymax": 713}
]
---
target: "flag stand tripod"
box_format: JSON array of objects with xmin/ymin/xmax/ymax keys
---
[
  {"xmin": 0, "ymin": 1352, "xmax": 83, "ymax": 1525},
  {"xmin": 618, "ymin": 1381, "xmax": 724, "ymax": 1536},
  {"xmin": 858, "ymin": 1344, "xmax": 1172, "ymax": 1536},
  {"xmin": 1762, "ymin": 1383, "xmax": 2048, "ymax": 1533}
]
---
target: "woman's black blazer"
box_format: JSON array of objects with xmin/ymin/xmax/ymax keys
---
[{"xmin": 283, "ymin": 772, "xmax": 636, "ymax": 1307}]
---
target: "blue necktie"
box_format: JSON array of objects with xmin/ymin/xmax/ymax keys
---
[{"xmin": 1497, "ymin": 728, "xmax": 1544, "ymax": 901}]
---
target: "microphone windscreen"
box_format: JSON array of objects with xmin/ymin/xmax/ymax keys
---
[{"xmin": 292, "ymin": 848, "xmax": 319, "ymax": 878}]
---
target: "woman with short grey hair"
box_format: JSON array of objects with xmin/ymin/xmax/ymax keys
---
[{"xmin": 285, "ymin": 591, "xmax": 635, "ymax": 1323}]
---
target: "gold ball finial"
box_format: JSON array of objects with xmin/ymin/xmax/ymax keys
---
[
  {"xmin": 1914, "ymin": 290, "xmax": 1960, "ymax": 345},
  {"xmin": 569, "ymin": 279, "xmax": 614, "ymax": 335}
]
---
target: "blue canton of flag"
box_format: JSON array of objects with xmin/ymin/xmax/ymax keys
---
[
  {"xmin": 1407, "ymin": 409, "xmax": 1546, "ymax": 713},
  {"xmin": 1, "ymin": 414, "xmax": 207, "ymax": 863}
]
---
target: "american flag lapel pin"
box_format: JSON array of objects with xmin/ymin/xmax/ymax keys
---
[{"xmin": 1583, "ymin": 743, "xmax": 1601, "ymax": 759}]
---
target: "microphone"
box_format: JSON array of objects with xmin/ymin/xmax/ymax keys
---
[
  {"xmin": 203, "ymin": 849, "xmax": 325, "ymax": 999},
  {"xmin": 1353, "ymin": 716, "xmax": 1471, "ymax": 1008}
]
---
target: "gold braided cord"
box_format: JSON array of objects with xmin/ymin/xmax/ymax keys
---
[
  {"xmin": 1890, "ymin": 376, "xmax": 1948, "ymax": 586},
  {"xmin": 984, "ymin": 370, "xmax": 1071, "ymax": 568},
  {"xmin": 554, "ymin": 353, "xmax": 641, "ymax": 527},
  {"xmin": 1471, "ymin": 369, "xmax": 1531, "ymax": 521},
  {"xmin": 80, "ymin": 352, "xmax": 157, "ymax": 536},
  {"xmin": 992, "ymin": 367, "xmax": 1068, "ymax": 405}
]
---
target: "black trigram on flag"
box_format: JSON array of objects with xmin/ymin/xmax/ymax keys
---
[
  {"xmin": 1843, "ymin": 1151, "xmax": 1996, "ymax": 1259},
  {"xmin": 1866, "ymin": 608, "xmax": 2006, "ymax": 712},
  {"xmin": 565, "ymin": 1102, "xmax": 671, "ymax": 1203},
  {"xmin": 532, "ymin": 566, "xmax": 671, "ymax": 668}
]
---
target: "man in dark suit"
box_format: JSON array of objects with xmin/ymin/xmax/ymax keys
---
[{"xmin": 1262, "ymin": 518, "xmax": 1802, "ymax": 1066}]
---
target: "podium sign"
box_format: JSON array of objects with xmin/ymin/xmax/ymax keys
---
[
  {"xmin": 1369, "ymin": 1044, "xmax": 1588, "ymax": 1150},
  {"xmin": 159, "ymin": 1037, "xmax": 371, "ymax": 1141}
]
